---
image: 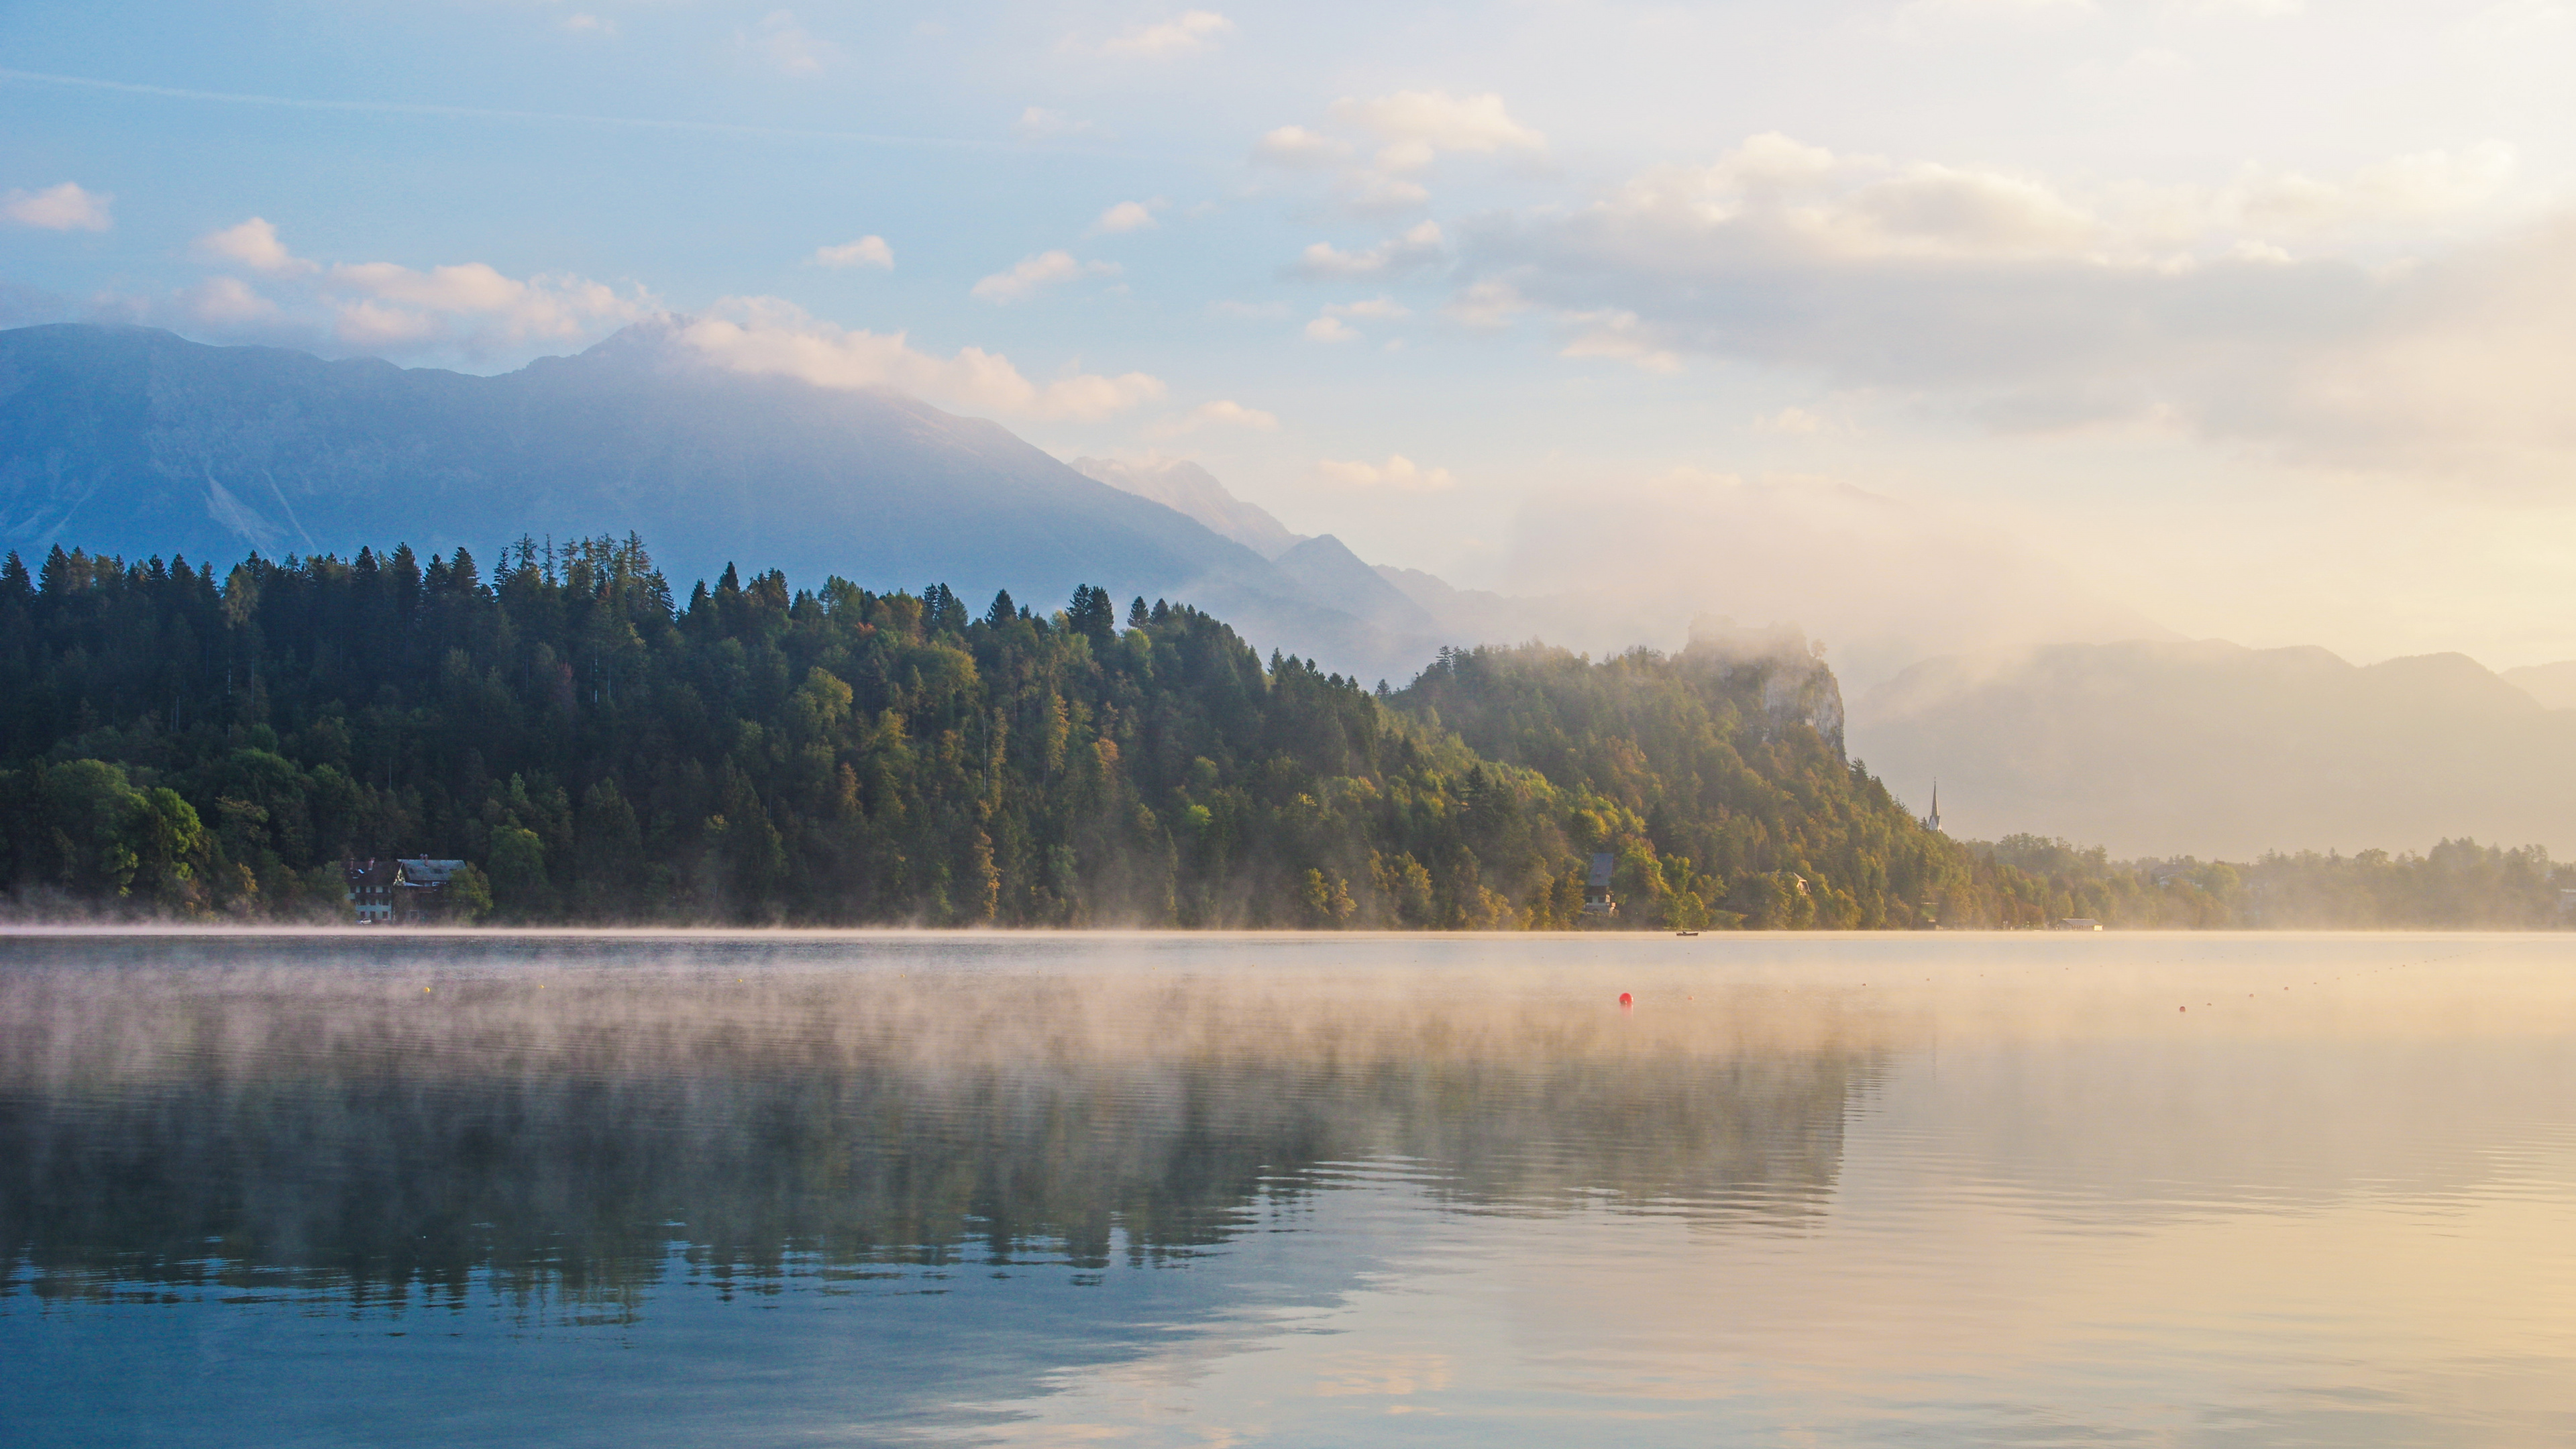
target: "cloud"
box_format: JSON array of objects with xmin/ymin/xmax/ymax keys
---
[
  {"xmin": 1290, "ymin": 221, "xmax": 1446, "ymax": 279},
  {"xmin": 2226, "ymin": 144, "xmax": 2516, "ymax": 235},
  {"xmin": 812, "ymin": 235, "xmax": 894, "ymax": 269},
  {"xmin": 1336, "ymin": 172, "xmax": 1432, "ymax": 215},
  {"xmin": 184, "ymin": 276, "xmax": 278, "ymax": 325},
  {"xmin": 1556, "ymin": 310, "xmax": 1682, "ymax": 372},
  {"xmin": 321, "ymin": 261, "xmax": 651, "ymax": 349},
  {"xmin": 1186, "ymin": 399, "xmax": 1277, "ymax": 429},
  {"xmin": 1146, "ymin": 398, "xmax": 1282, "ymax": 437},
  {"xmin": 1752, "ymin": 407, "xmax": 1825, "ymax": 435},
  {"xmin": 560, "ymin": 13, "xmax": 614, "ymax": 36},
  {"xmin": 1014, "ymin": 107, "xmax": 1099, "ymax": 141},
  {"xmin": 1502, "ymin": 469, "xmax": 2165, "ymax": 691},
  {"xmin": 2, "ymin": 182, "xmax": 112, "ymax": 231},
  {"xmin": 1091, "ymin": 199, "xmax": 1165, "ymax": 235},
  {"xmin": 1083, "ymin": 9, "xmax": 1234, "ymax": 58},
  {"xmin": 1444, "ymin": 279, "xmax": 1528, "ymax": 329},
  {"xmin": 1254, "ymin": 92, "xmax": 1540, "ymax": 217},
  {"xmin": 1251, "ymin": 126, "xmax": 1350, "ymax": 168},
  {"xmin": 1312, "ymin": 297, "xmax": 1410, "ymax": 339},
  {"xmin": 1316, "ymin": 453, "xmax": 1456, "ymax": 491},
  {"xmin": 971, "ymin": 250, "xmax": 1118, "ymax": 303},
  {"xmin": 742, "ymin": 10, "xmax": 835, "ymax": 76},
  {"xmin": 1329, "ymin": 91, "xmax": 1546, "ymax": 173},
  {"xmin": 174, "ymin": 217, "xmax": 649, "ymax": 358},
  {"xmin": 1458, "ymin": 131, "xmax": 2576, "ymax": 478},
  {"xmin": 193, "ymin": 217, "xmax": 317, "ymax": 275},
  {"xmin": 679, "ymin": 298, "xmax": 1165, "ymax": 421}
]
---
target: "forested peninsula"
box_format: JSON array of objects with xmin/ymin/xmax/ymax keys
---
[{"xmin": 1, "ymin": 538, "xmax": 2566, "ymax": 928}]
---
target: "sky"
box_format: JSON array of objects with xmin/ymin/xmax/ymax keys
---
[{"xmin": 5, "ymin": 0, "xmax": 2576, "ymax": 674}]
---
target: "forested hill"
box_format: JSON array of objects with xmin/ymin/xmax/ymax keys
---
[{"xmin": 0, "ymin": 537, "xmax": 2037, "ymax": 928}]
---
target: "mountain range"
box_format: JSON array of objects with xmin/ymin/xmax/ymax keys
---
[
  {"xmin": 13, "ymin": 319, "xmax": 2576, "ymax": 863},
  {"xmin": 0, "ymin": 322, "xmax": 1431, "ymax": 680},
  {"xmin": 1849, "ymin": 639, "xmax": 2576, "ymax": 859}
]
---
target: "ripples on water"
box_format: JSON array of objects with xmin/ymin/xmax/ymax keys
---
[{"xmin": 3, "ymin": 930, "xmax": 2574, "ymax": 1446}]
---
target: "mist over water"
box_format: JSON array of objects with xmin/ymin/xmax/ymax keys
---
[{"xmin": 6, "ymin": 931, "xmax": 2576, "ymax": 1445}]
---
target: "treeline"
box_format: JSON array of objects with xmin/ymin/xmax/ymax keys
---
[
  {"xmin": 6, "ymin": 537, "xmax": 2561, "ymax": 930},
  {"xmin": 1974, "ymin": 834, "xmax": 2573, "ymax": 929},
  {"xmin": 0, "ymin": 537, "xmax": 2028, "ymax": 928}
]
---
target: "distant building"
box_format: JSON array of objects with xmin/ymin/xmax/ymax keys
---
[
  {"xmin": 343, "ymin": 858, "xmax": 469, "ymax": 925},
  {"xmin": 1582, "ymin": 852, "xmax": 1618, "ymax": 918},
  {"xmin": 2054, "ymin": 918, "xmax": 2104, "ymax": 931},
  {"xmin": 1921, "ymin": 781, "xmax": 1941, "ymax": 834},
  {"xmin": 345, "ymin": 859, "xmax": 397, "ymax": 924}
]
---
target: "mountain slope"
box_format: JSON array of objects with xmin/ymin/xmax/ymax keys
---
[
  {"xmin": 1849, "ymin": 639, "xmax": 2576, "ymax": 857},
  {"xmin": 0, "ymin": 323, "xmax": 1401, "ymax": 673},
  {"xmin": 1071, "ymin": 455, "xmax": 1307, "ymax": 559},
  {"xmin": 1274, "ymin": 535, "xmax": 1431, "ymax": 637},
  {"xmin": 2502, "ymin": 659, "xmax": 2576, "ymax": 710}
]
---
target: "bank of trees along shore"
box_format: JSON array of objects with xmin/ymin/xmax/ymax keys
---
[{"xmin": 3, "ymin": 537, "xmax": 2565, "ymax": 928}]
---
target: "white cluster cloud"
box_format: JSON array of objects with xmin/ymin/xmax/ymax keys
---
[
  {"xmin": 195, "ymin": 217, "xmax": 314, "ymax": 274},
  {"xmin": 179, "ymin": 216, "xmax": 653, "ymax": 357},
  {"xmin": 2, "ymin": 182, "xmax": 113, "ymax": 231},
  {"xmin": 1316, "ymin": 453, "xmax": 1456, "ymax": 491},
  {"xmin": 1291, "ymin": 221, "xmax": 1446, "ymax": 279},
  {"xmin": 1253, "ymin": 91, "xmax": 1544, "ymax": 215},
  {"xmin": 1252, "ymin": 126, "xmax": 1348, "ymax": 168},
  {"xmin": 1145, "ymin": 398, "xmax": 1282, "ymax": 437},
  {"xmin": 971, "ymin": 250, "xmax": 1119, "ymax": 303},
  {"xmin": 678, "ymin": 299, "xmax": 1165, "ymax": 421},
  {"xmin": 184, "ymin": 275, "xmax": 279, "ymax": 325},
  {"xmin": 1091, "ymin": 199, "xmax": 1165, "ymax": 235},
  {"xmin": 1443, "ymin": 278, "xmax": 1527, "ymax": 329},
  {"xmin": 1329, "ymin": 91, "xmax": 1546, "ymax": 174},
  {"xmin": 1555, "ymin": 309, "xmax": 1680, "ymax": 373},
  {"xmin": 1305, "ymin": 295, "xmax": 1409, "ymax": 343},
  {"xmin": 1440, "ymin": 131, "xmax": 2567, "ymax": 474},
  {"xmin": 812, "ymin": 235, "xmax": 894, "ymax": 269},
  {"xmin": 1550, "ymin": 131, "xmax": 2519, "ymax": 272},
  {"xmin": 1185, "ymin": 399, "xmax": 1277, "ymax": 429},
  {"xmin": 1076, "ymin": 9, "xmax": 1233, "ymax": 58}
]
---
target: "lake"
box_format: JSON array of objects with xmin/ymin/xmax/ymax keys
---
[{"xmin": 5, "ymin": 930, "xmax": 2574, "ymax": 1446}]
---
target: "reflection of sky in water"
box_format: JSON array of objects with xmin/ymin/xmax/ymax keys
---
[{"xmin": 5, "ymin": 932, "xmax": 2576, "ymax": 1445}]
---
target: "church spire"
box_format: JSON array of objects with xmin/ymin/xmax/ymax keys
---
[{"xmin": 1925, "ymin": 780, "xmax": 1942, "ymax": 833}]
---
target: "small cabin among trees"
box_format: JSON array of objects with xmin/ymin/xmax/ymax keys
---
[{"xmin": 343, "ymin": 859, "xmax": 470, "ymax": 924}]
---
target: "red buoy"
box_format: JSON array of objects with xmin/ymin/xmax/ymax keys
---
[{"xmin": 1619, "ymin": 991, "xmax": 1633, "ymax": 1008}]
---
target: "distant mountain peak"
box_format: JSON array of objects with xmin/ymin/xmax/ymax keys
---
[{"xmin": 1071, "ymin": 455, "xmax": 1306, "ymax": 560}]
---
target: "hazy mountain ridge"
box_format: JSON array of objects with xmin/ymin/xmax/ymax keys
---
[
  {"xmin": 1070, "ymin": 455, "xmax": 1307, "ymax": 560},
  {"xmin": 1850, "ymin": 638, "xmax": 2576, "ymax": 858},
  {"xmin": 2502, "ymin": 659, "xmax": 2576, "ymax": 710},
  {"xmin": 0, "ymin": 323, "xmax": 1427, "ymax": 681}
]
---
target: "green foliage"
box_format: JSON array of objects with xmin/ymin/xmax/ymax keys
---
[
  {"xmin": 13, "ymin": 534, "xmax": 2534, "ymax": 929},
  {"xmin": 1968, "ymin": 833, "xmax": 2572, "ymax": 929},
  {"xmin": 0, "ymin": 758, "xmax": 207, "ymax": 906}
]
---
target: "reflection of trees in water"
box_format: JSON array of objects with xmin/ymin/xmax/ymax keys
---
[{"xmin": 0, "ymin": 961, "xmax": 1890, "ymax": 1309}]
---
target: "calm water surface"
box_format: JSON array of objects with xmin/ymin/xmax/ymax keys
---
[{"xmin": 4, "ymin": 930, "xmax": 2574, "ymax": 1446}]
